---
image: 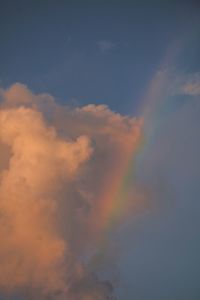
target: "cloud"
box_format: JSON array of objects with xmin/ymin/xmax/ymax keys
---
[
  {"xmin": 179, "ymin": 72, "xmax": 200, "ymax": 95},
  {"xmin": 0, "ymin": 106, "xmax": 93, "ymax": 296},
  {"xmin": 0, "ymin": 84, "xmax": 143, "ymax": 299},
  {"xmin": 97, "ymin": 40, "xmax": 115, "ymax": 53},
  {"xmin": 166, "ymin": 72, "xmax": 200, "ymax": 96}
]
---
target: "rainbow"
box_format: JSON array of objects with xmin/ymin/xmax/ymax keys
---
[
  {"xmin": 93, "ymin": 39, "xmax": 182, "ymax": 242},
  {"xmin": 96, "ymin": 126, "xmax": 144, "ymax": 234},
  {"xmin": 89, "ymin": 128, "xmax": 144, "ymax": 267}
]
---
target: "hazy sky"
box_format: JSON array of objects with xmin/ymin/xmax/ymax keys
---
[{"xmin": 1, "ymin": 1, "xmax": 200, "ymax": 300}]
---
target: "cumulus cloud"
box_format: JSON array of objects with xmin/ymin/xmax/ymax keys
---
[{"xmin": 0, "ymin": 84, "xmax": 143, "ymax": 299}]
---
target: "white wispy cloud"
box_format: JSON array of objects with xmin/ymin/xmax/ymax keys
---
[
  {"xmin": 97, "ymin": 39, "xmax": 115, "ymax": 53},
  {"xmin": 169, "ymin": 72, "xmax": 200, "ymax": 96},
  {"xmin": 179, "ymin": 72, "xmax": 200, "ymax": 96}
]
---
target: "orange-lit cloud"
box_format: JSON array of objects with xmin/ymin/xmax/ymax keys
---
[{"xmin": 0, "ymin": 84, "xmax": 143, "ymax": 299}]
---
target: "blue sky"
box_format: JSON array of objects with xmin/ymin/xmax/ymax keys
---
[
  {"xmin": 1, "ymin": 0, "xmax": 199, "ymax": 114},
  {"xmin": 1, "ymin": 1, "xmax": 200, "ymax": 300}
]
